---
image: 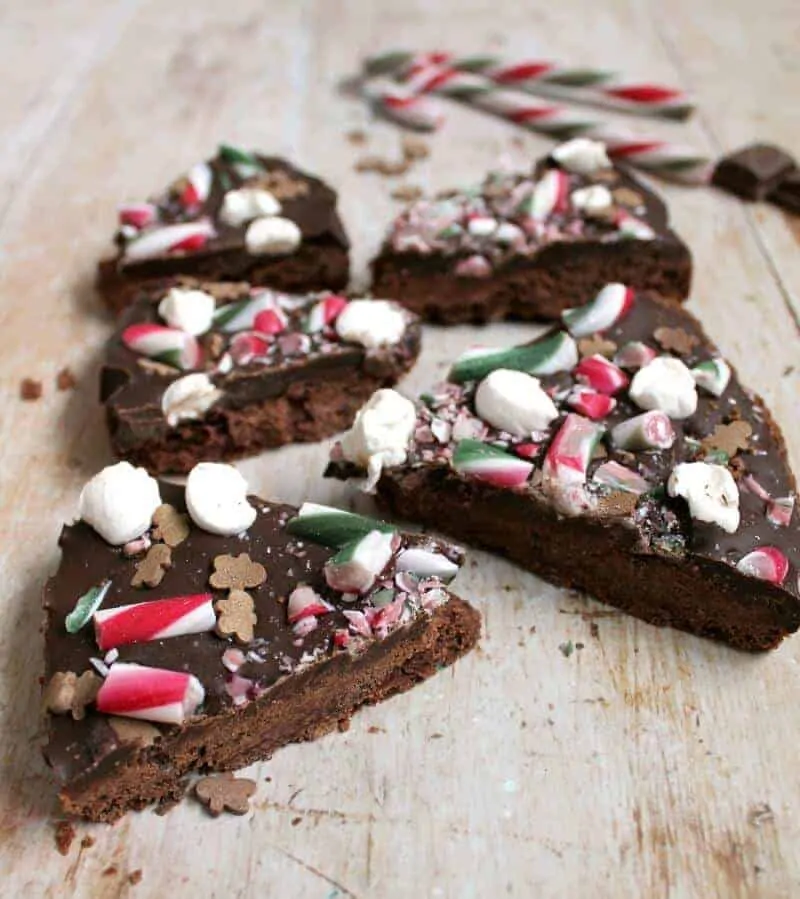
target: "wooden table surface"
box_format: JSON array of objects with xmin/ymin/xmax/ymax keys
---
[{"xmin": 1, "ymin": 1, "xmax": 799, "ymax": 896}]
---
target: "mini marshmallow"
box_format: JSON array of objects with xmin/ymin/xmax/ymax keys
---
[
  {"xmin": 551, "ymin": 138, "xmax": 612, "ymax": 175},
  {"xmin": 335, "ymin": 300, "xmax": 406, "ymax": 349},
  {"xmin": 79, "ymin": 462, "xmax": 161, "ymax": 545},
  {"xmin": 158, "ymin": 287, "xmax": 216, "ymax": 336},
  {"xmin": 340, "ymin": 389, "xmax": 417, "ymax": 491},
  {"xmin": 185, "ymin": 463, "xmax": 256, "ymax": 536},
  {"xmin": 668, "ymin": 462, "xmax": 740, "ymax": 533},
  {"xmin": 467, "ymin": 217, "xmax": 498, "ymax": 237},
  {"xmin": 161, "ymin": 373, "xmax": 222, "ymax": 427},
  {"xmin": 629, "ymin": 356, "xmax": 698, "ymax": 419},
  {"xmin": 474, "ymin": 369, "xmax": 558, "ymax": 437},
  {"xmin": 570, "ymin": 185, "xmax": 613, "ymax": 216},
  {"xmin": 220, "ymin": 188, "xmax": 282, "ymax": 226},
  {"xmin": 245, "ymin": 216, "xmax": 302, "ymax": 255}
]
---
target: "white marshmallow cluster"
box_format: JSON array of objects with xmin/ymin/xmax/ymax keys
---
[
  {"xmin": 161, "ymin": 373, "xmax": 222, "ymax": 427},
  {"xmin": 340, "ymin": 389, "xmax": 417, "ymax": 490},
  {"xmin": 551, "ymin": 138, "xmax": 612, "ymax": 175},
  {"xmin": 78, "ymin": 462, "xmax": 161, "ymax": 545},
  {"xmin": 220, "ymin": 188, "xmax": 281, "ymax": 226},
  {"xmin": 667, "ymin": 462, "xmax": 740, "ymax": 533},
  {"xmin": 185, "ymin": 463, "xmax": 256, "ymax": 535},
  {"xmin": 629, "ymin": 356, "xmax": 698, "ymax": 420},
  {"xmin": 158, "ymin": 287, "xmax": 216, "ymax": 336},
  {"xmin": 570, "ymin": 185, "xmax": 613, "ymax": 217},
  {"xmin": 335, "ymin": 300, "xmax": 407, "ymax": 349},
  {"xmin": 474, "ymin": 369, "xmax": 558, "ymax": 437},
  {"xmin": 245, "ymin": 216, "xmax": 302, "ymax": 255}
]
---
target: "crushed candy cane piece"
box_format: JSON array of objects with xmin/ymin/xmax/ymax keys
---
[
  {"xmin": 611, "ymin": 410, "xmax": 675, "ymax": 450},
  {"xmin": 324, "ymin": 530, "xmax": 396, "ymax": 594},
  {"xmin": 253, "ymin": 307, "xmax": 288, "ymax": 336},
  {"xmin": 395, "ymin": 547, "xmax": 460, "ymax": 581},
  {"xmin": 121, "ymin": 323, "xmax": 201, "ymax": 371},
  {"xmin": 615, "ymin": 211, "xmax": 656, "ymax": 240},
  {"xmin": 229, "ymin": 331, "xmax": 272, "ymax": 365},
  {"xmin": 213, "ymin": 290, "xmax": 285, "ymax": 332},
  {"xmin": 287, "ymin": 502, "xmax": 396, "ymax": 547},
  {"xmin": 691, "ymin": 358, "xmax": 731, "ymax": 397},
  {"xmin": 118, "ymin": 203, "xmax": 157, "ymax": 230},
  {"xmin": 736, "ymin": 547, "xmax": 789, "ymax": 585},
  {"xmin": 541, "ymin": 413, "xmax": 605, "ymax": 516},
  {"xmin": 95, "ymin": 662, "xmax": 205, "ymax": 725},
  {"xmin": 305, "ymin": 294, "xmax": 349, "ymax": 332},
  {"xmin": 94, "ymin": 593, "xmax": 215, "ymax": 651},
  {"xmin": 592, "ymin": 460, "xmax": 650, "ymax": 495},
  {"xmin": 452, "ymin": 439, "xmax": 534, "ymax": 488},
  {"xmin": 454, "ymin": 254, "xmax": 492, "ymax": 278},
  {"xmin": 614, "ymin": 341, "xmax": 657, "ymax": 370},
  {"xmin": 767, "ymin": 496, "xmax": 795, "ymax": 528},
  {"xmin": 123, "ymin": 221, "xmax": 216, "ymax": 261},
  {"xmin": 450, "ymin": 332, "xmax": 578, "ymax": 383},
  {"xmin": 562, "ymin": 283, "xmax": 635, "ymax": 338},
  {"xmin": 567, "ymin": 387, "xmax": 616, "ymax": 420},
  {"xmin": 287, "ymin": 585, "xmax": 332, "ymax": 624},
  {"xmin": 574, "ymin": 355, "xmax": 629, "ymax": 395},
  {"xmin": 530, "ymin": 168, "xmax": 570, "ymax": 220}
]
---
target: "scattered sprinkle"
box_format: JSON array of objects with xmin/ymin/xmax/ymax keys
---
[{"xmin": 559, "ymin": 641, "xmax": 575, "ymax": 658}]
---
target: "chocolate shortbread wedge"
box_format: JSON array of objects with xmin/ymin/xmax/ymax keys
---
[
  {"xmin": 328, "ymin": 283, "xmax": 800, "ymax": 650},
  {"xmin": 101, "ymin": 280, "xmax": 420, "ymax": 474},
  {"xmin": 371, "ymin": 138, "xmax": 692, "ymax": 323},
  {"xmin": 98, "ymin": 145, "xmax": 349, "ymax": 312},
  {"xmin": 42, "ymin": 462, "xmax": 480, "ymax": 823}
]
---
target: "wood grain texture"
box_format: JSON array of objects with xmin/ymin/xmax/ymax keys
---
[{"xmin": 0, "ymin": 0, "xmax": 798, "ymax": 896}]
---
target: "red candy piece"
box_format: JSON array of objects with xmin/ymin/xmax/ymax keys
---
[
  {"xmin": 253, "ymin": 309, "xmax": 286, "ymax": 336},
  {"xmin": 170, "ymin": 233, "xmax": 209, "ymax": 253},
  {"xmin": 118, "ymin": 203, "xmax": 156, "ymax": 230},
  {"xmin": 287, "ymin": 585, "xmax": 332, "ymax": 624},
  {"xmin": 94, "ymin": 593, "xmax": 215, "ymax": 651},
  {"xmin": 736, "ymin": 547, "xmax": 789, "ymax": 585},
  {"xmin": 96, "ymin": 662, "xmax": 205, "ymax": 725},
  {"xmin": 574, "ymin": 355, "xmax": 629, "ymax": 395},
  {"xmin": 567, "ymin": 387, "xmax": 616, "ymax": 420},
  {"xmin": 229, "ymin": 331, "xmax": 271, "ymax": 365}
]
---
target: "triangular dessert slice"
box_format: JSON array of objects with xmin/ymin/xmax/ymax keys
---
[
  {"xmin": 101, "ymin": 279, "xmax": 420, "ymax": 474},
  {"xmin": 42, "ymin": 462, "xmax": 479, "ymax": 822},
  {"xmin": 371, "ymin": 138, "xmax": 691, "ymax": 323},
  {"xmin": 97, "ymin": 145, "xmax": 350, "ymax": 312},
  {"xmin": 328, "ymin": 284, "xmax": 800, "ymax": 650}
]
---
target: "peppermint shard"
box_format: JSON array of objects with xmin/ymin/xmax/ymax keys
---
[
  {"xmin": 42, "ymin": 484, "xmax": 479, "ymax": 822},
  {"xmin": 102, "ymin": 280, "xmax": 420, "ymax": 474},
  {"xmin": 370, "ymin": 139, "xmax": 692, "ymax": 323},
  {"xmin": 97, "ymin": 145, "xmax": 350, "ymax": 312},
  {"xmin": 328, "ymin": 285, "xmax": 800, "ymax": 650}
]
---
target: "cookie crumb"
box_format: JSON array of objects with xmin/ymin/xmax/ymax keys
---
[
  {"xmin": 56, "ymin": 368, "xmax": 77, "ymax": 391},
  {"xmin": 80, "ymin": 835, "xmax": 95, "ymax": 849},
  {"xmin": 128, "ymin": 870, "xmax": 143, "ymax": 885},
  {"xmin": 401, "ymin": 136, "xmax": 430, "ymax": 161},
  {"xmin": 20, "ymin": 378, "xmax": 43, "ymax": 401},
  {"xmin": 54, "ymin": 821, "xmax": 76, "ymax": 856},
  {"xmin": 346, "ymin": 129, "xmax": 367, "ymax": 145},
  {"xmin": 391, "ymin": 184, "xmax": 424, "ymax": 202}
]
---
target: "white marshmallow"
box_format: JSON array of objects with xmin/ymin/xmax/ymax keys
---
[
  {"xmin": 185, "ymin": 463, "xmax": 256, "ymax": 536},
  {"xmin": 335, "ymin": 300, "xmax": 407, "ymax": 349},
  {"xmin": 668, "ymin": 462, "xmax": 740, "ymax": 533},
  {"xmin": 551, "ymin": 138, "xmax": 612, "ymax": 175},
  {"xmin": 78, "ymin": 462, "xmax": 161, "ymax": 546},
  {"xmin": 474, "ymin": 369, "xmax": 558, "ymax": 437},
  {"xmin": 161, "ymin": 373, "xmax": 222, "ymax": 427},
  {"xmin": 158, "ymin": 287, "xmax": 216, "ymax": 336},
  {"xmin": 340, "ymin": 389, "xmax": 417, "ymax": 491},
  {"xmin": 467, "ymin": 216, "xmax": 498, "ymax": 237},
  {"xmin": 570, "ymin": 185, "xmax": 613, "ymax": 216},
  {"xmin": 220, "ymin": 188, "xmax": 282, "ymax": 226},
  {"xmin": 629, "ymin": 356, "xmax": 698, "ymax": 419},
  {"xmin": 245, "ymin": 216, "xmax": 302, "ymax": 255}
]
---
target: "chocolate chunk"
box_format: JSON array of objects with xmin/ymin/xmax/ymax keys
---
[
  {"xmin": 768, "ymin": 168, "xmax": 800, "ymax": 215},
  {"xmin": 712, "ymin": 143, "xmax": 796, "ymax": 201}
]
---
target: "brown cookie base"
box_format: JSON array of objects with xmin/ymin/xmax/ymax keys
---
[
  {"xmin": 108, "ymin": 362, "xmax": 417, "ymax": 475},
  {"xmin": 374, "ymin": 468, "xmax": 800, "ymax": 652},
  {"xmin": 58, "ymin": 597, "xmax": 480, "ymax": 823},
  {"xmin": 371, "ymin": 238, "xmax": 692, "ymax": 324},
  {"xmin": 98, "ymin": 240, "xmax": 349, "ymax": 315}
]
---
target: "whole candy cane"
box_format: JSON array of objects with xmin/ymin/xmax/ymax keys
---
[
  {"xmin": 365, "ymin": 50, "xmax": 695, "ymax": 120},
  {"xmin": 390, "ymin": 63, "xmax": 711, "ymax": 184},
  {"xmin": 361, "ymin": 78, "xmax": 445, "ymax": 132}
]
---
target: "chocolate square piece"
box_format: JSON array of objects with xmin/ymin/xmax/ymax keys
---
[
  {"xmin": 42, "ymin": 478, "xmax": 480, "ymax": 822},
  {"xmin": 328, "ymin": 285, "xmax": 800, "ymax": 651},
  {"xmin": 370, "ymin": 138, "xmax": 692, "ymax": 324},
  {"xmin": 712, "ymin": 143, "xmax": 796, "ymax": 201},
  {"xmin": 768, "ymin": 168, "xmax": 800, "ymax": 215},
  {"xmin": 101, "ymin": 279, "xmax": 421, "ymax": 474},
  {"xmin": 97, "ymin": 145, "xmax": 350, "ymax": 313}
]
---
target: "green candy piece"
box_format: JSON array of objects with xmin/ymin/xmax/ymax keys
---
[
  {"xmin": 218, "ymin": 143, "xmax": 259, "ymax": 167},
  {"xmin": 287, "ymin": 503, "xmax": 396, "ymax": 548},
  {"xmin": 65, "ymin": 580, "xmax": 112, "ymax": 634},
  {"xmin": 449, "ymin": 331, "xmax": 576, "ymax": 383},
  {"xmin": 212, "ymin": 297, "xmax": 251, "ymax": 330}
]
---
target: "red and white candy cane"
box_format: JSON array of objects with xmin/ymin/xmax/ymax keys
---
[
  {"xmin": 394, "ymin": 63, "xmax": 711, "ymax": 184},
  {"xmin": 95, "ymin": 662, "xmax": 205, "ymax": 725},
  {"xmin": 179, "ymin": 161, "xmax": 213, "ymax": 208},
  {"xmin": 574, "ymin": 355, "xmax": 629, "ymax": 395},
  {"xmin": 362, "ymin": 79, "xmax": 445, "ymax": 132},
  {"xmin": 562, "ymin": 283, "xmax": 635, "ymax": 337},
  {"xmin": 123, "ymin": 221, "xmax": 216, "ymax": 262},
  {"xmin": 541, "ymin": 413, "xmax": 605, "ymax": 516},
  {"xmin": 118, "ymin": 202, "xmax": 158, "ymax": 230},
  {"xmin": 365, "ymin": 51, "xmax": 695, "ymax": 120},
  {"xmin": 305, "ymin": 294, "xmax": 349, "ymax": 333},
  {"xmin": 121, "ymin": 323, "xmax": 201, "ymax": 371},
  {"xmin": 94, "ymin": 593, "xmax": 216, "ymax": 652}
]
